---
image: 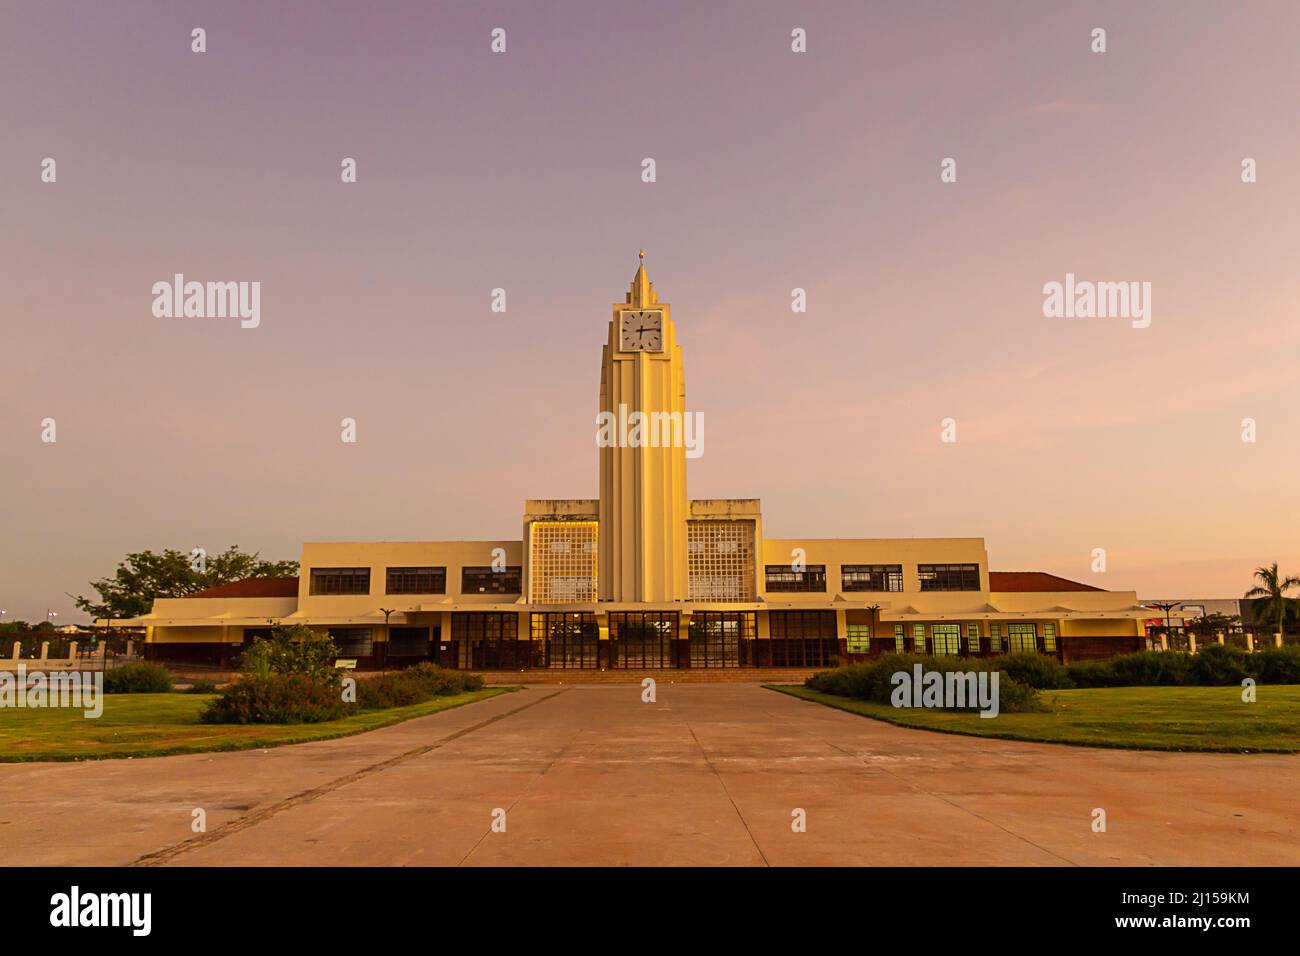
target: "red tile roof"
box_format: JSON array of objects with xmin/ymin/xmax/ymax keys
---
[
  {"xmin": 989, "ymin": 571, "xmax": 1104, "ymax": 593},
  {"xmin": 188, "ymin": 577, "xmax": 300, "ymax": 599}
]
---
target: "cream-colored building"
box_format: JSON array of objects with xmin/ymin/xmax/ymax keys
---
[{"xmin": 109, "ymin": 258, "xmax": 1149, "ymax": 670}]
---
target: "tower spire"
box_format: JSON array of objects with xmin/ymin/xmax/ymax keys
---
[{"xmin": 627, "ymin": 249, "xmax": 657, "ymax": 307}]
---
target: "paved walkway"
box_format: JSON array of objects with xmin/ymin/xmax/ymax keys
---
[{"xmin": 2, "ymin": 685, "xmax": 1297, "ymax": 866}]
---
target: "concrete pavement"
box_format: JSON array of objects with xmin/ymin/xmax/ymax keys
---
[{"xmin": 1, "ymin": 684, "xmax": 1297, "ymax": 866}]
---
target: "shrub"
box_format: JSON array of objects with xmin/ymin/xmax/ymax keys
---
[
  {"xmin": 1189, "ymin": 643, "xmax": 1254, "ymax": 685},
  {"xmin": 357, "ymin": 663, "xmax": 484, "ymax": 710},
  {"xmin": 1067, "ymin": 651, "xmax": 1193, "ymax": 687},
  {"xmin": 1064, "ymin": 660, "xmax": 1117, "ymax": 688},
  {"xmin": 404, "ymin": 661, "xmax": 484, "ymax": 695},
  {"xmin": 1111, "ymin": 649, "xmax": 1194, "ymax": 686},
  {"xmin": 201, "ymin": 673, "xmax": 352, "ymax": 724},
  {"xmin": 806, "ymin": 654, "xmax": 1042, "ymax": 713},
  {"xmin": 1062, "ymin": 644, "xmax": 1300, "ymax": 687},
  {"xmin": 1071, "ymin": 650, "xmax": 1190, "ymax": 686},
  {"xmin": 994, "ymin": 679, "xmax": 1044, "ymax": 713},
  {"xmin": 806, "ymin": 661, "xmax": 885, "ymax": 700},
  {"xmin": 996, "ymin": 651, "xmax": 1073, "ymax": 689},
  {"xmin": 1255, "ymin": 645, "xmax": 1300, "ymax": 684},
  {"xmin": 239, "ymin": 625, "xmax": 339, "ymax": 680},
  {"xmin": 103, "ymin": 662, "xmax": 174, "ymax": 694},
  {"xmin": 187, "ymin": 679, "xmax": 218, "ymax": 694}
]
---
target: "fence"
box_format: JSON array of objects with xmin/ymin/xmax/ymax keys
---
[
  {"xmin": 1146, "ymin": 630, "xmax": 1289, "ymax": 653},
  {"xmin": 4, "ymin": 639, "xmax": 141, "ymax": 670}
]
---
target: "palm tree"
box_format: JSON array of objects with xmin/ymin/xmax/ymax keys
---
[{"xmin": 1244, "ymin": 563, "xmax": 1300, "ymax": 645}]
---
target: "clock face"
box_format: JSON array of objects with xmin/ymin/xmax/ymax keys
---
[{"xmin": 619, "ymin": 310, "xmax": 663, "ymax": 352}]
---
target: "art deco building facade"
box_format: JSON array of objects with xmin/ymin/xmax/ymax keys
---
[{"xmin": 113, "ymin": 260, "xmax": 1151, "ymax": 670}]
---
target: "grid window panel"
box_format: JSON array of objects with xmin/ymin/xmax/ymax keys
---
[
  {"xmin": 931, "ymin": 623, "xmax": 961, "ymax": 656},
  {"xmin": 387, "ymin": 626, "xmax": 431, "ymax": 658},
  {"xmin": 966, "ymin": 622, "xmax": 981, "ymax": 654},
  {"xmin": 688, "ymin": 611, "xmax": 755, "ymax": 668},
  {"xmin": 328, "ymin": 626, "xmax": 373, "ymax": 656},
  {"xmin": 529, "ymin": 612, "xmax": 598, "ymax": 670},
  {"xmin": 461, "ymin": 566, "xmax": 523, "ymax": 595},
  {"xmin": 309, "ymin": 567, "xmax": 371, "ymax": 595},
  {"xmin": 767, "ymin": 611, "xmax": 837, "ymax": 667},
  {"xmin": 841, "ymin": 564, "xmax": 904, "ymax": 592},
  {"xmin": 386, "ymin": 566, "xmax": 446, "ymax": 595},
  {"xmin": 764, "ymin": 565, "xmax": 828, "ymax": 593},
  {"xmin": 846, "ymin": 623, "xmax": 872, "ymax": 654},
  {"xmin": 989, "ymin": 622, "xmax": 1002, "ymax": 652},
  {"xmin": 1043, "ymin": 622, "xmax": 1057, "ymax": 652},
  {"xmin": 894, "ymin": 624, "xmax": 906, "ymax": 652},
  {"xmin": 529, "ymin": 522, "xmax": 598, "ymax": 603},
  {"xmin": 452, "ymin": 612, "xmax": 520, "ymax": 668},
  {"xmin": 609, "ymin": 611, "xmax": 678, "ymax": 668},
  {"xmin": 916, "ymin": 563, "xmax": 981, "ymax": 592},
  {"xmin": 687, "ymin": 520, "xmax": 756, "ymax": 601},
  {"xmin": 912, "ymin": 623, "xmax": 926, "ymax": 653},
  {"xmin": 1007, "ymin": 623, "xmax": 1038, "ymax": 654}
]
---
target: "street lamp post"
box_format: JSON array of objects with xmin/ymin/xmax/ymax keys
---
[
  {"xmin": 867, "ymin": 604, "xmax": 882, "ymax": 657},
  {"xmin": 380, "ymin": 608, "xmax": 395, "ymax": 675},
  {"xmin": 1145, "ymin": 602, "xmax": 1182, "ymax": 651}
]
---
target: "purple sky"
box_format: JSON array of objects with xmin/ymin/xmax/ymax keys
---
[{"xmin": 3, "ymin": 1, "xmax": 1298, "ymax": 623}]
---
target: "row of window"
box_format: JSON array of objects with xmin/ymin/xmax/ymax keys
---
[
  {"xmin": 309, "ymin": 566, "xmax": 523, "ymax": 596},
  {"xmin": 321, "ymin": 616, "xmax": 1058, "ymax": 662},
  {"xmin": 764, "ymin": 563, "xmax": 981, "ymax": 593},
  {"xmin": 844, "ymin": 621, "xmax": 1058, "ymax": 655},
  {"xmin": 310, "ymin": 561, "xmax": 981, "ymax": 597}
]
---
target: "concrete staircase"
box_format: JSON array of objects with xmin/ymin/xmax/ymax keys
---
[{"xmin": 472, "ymin": 667, "xmax": 818, "ymax": 685}]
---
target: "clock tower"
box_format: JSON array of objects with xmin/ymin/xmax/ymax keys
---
[{"xmin": 597, "ymin": 253, "xmax": 690, "ymax": 603}]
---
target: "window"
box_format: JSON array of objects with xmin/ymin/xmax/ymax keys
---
[
  {"xmin": 911, "ymin": 623, "xmax": 926, "ymax": 653},
  {"xmin": 452, "ymin": 612, "xmax": 520, "ymax": 668},
  {"xmin": 931, "ymin": 624, "xmax": 961, "ymax": 656},
  {"xmin": 387, "ymin": 626, "xmax": 430, "ymax": 659},
  {"xmin": 893, "ymin": 624, "xmax": 906, "ymax": 653},
  {"xmin": 529, "ymin": 522, "xmax": 597, "ymax": 603},
  {"xmin": 846, "ymin": 623, "xmax": 873, "ymax": 654},
  {"xmin": 917, "ymin": 563, "xmax": 980, "ymax": 592},
  {"xmin": 768, "ymin": 611, "xmax": 837, "ymax": 666},
  {"xmin": 386, "ymin": 567, "xmax": 446, "ymax": 594},
  {"xmin": 328, "ymin": 627, "xmax": 373, "ymax": 657},
  {"xmin": 461, "ymin": 566, "xmax": 522, "ymax": 595},
  {"xmin": 609, "ymin": 611, "xmax": 678, "ymax": 668},
  {"xmin": 688, "ymin": 611, "xmax": 756, "ymax": 668},
  {"xmin": 1007, "ymin": 623, "xmax": 1038, "ymax": 654},
  {"xmin": 310, "ymin": 567, "xmax": 371, "ymax": 595},
  {"xmin": 764, "ymin": 565, "xmax": 827, "ymax": 592},
  {"xmin": 989, "ymin": 622, "xmax": 1001, "ymax": 653},
  {"xmin": 1043, "ymin": 622, "xmax": 1057, "ymax": 653},
  {"xmin": 688, "ymin": 520, "xmax": 756, "ymax": 601},
  {"xmin": 531, "ymin": 612, "xmax": 598, "ymax": 669},
  {"xmin": 967, "ymin": 623, "xmax": 981, "ymax": 654},
  {"xmin": 841, "ymin": 564, "xmax": 904, "ymax": 592}
]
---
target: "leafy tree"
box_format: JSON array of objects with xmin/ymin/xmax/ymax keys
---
[
  {"xmin": 75, "ymin": 546, "xmax": 299, "ymax": 620},
  {"xmin": 239, "ymin": 625, "xmax": 339, "ymax": 681},
  {"xmin": 1185, "ymin": 612, "xmax": 1241, "ymax": 638},
  {"xmin": 1243, "ymin": 563, "xmax": 1300, "ymax": 639}
]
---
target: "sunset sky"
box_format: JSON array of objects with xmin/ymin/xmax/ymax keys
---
[{"xmin": 2, "ymin": 1, "xmax": 1298, "ymax": 623}]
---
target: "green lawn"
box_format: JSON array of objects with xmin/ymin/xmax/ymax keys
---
[
  {"xmin": 0, "ymin": 688, "xmax": 512, "ymax": 762},
  {"xmin": 769, "ymin": 684, "xmax": 1300, "ymax": 753}
]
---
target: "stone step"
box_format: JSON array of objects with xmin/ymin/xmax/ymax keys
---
[{"xmin": 472, "ymin": 668, "xmax": 818, "ymax": 684}]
